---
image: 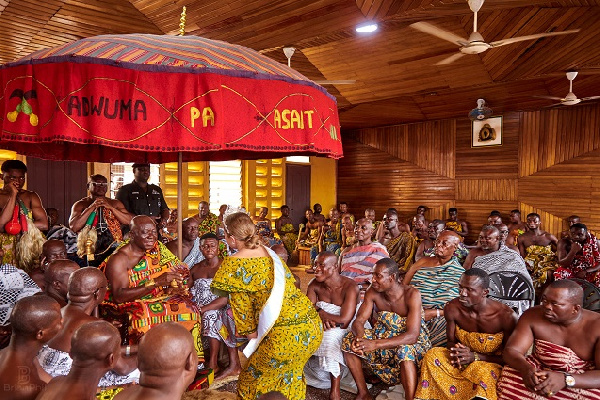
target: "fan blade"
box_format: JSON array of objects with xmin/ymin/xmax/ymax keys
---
[
  {"xmin": 581, "ymin": 96, "xmax": 600, "ymax": 101},
  {"xmin": 489, "ymin": 29, "xmax": 580, "ymax": 48},
  {"xmin": 409, "ymin": 22, "xmax": 469, "ymax": 47},
  {"xmin": 436, "ymin": 52, "xmax": 466, "ymax": 65},
  {"xmin": 533, "ymin": 95, "xmax": 565, "ymax": 101},
  {"xmin": 313, "ymin": 80, "xmax": 356, "ymax": 85}
]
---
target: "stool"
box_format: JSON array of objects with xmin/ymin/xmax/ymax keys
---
[{"xmin": 297, "ymin": 246, "xmax": 311, "ymax": 266}]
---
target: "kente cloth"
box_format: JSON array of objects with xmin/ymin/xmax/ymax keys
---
[
  {"xmin": 279, "ymin": 223, "xmax": 298, "ymax": 256},
  {"xmin": 472, "ymin": 245, "xmax": 533, "ymax": 315},
  {"xmin": 554, "ymin": 234, "xmax": 600, "ymax": 287},
  {"xmin": 0, "ymin": 232, "xmax": 17, "ymax": 266},
  {"xmin": 198, "ymin": 213, "xmax": 228, "ymax": 259},
  {"xmin": 409, "ymin": 257, "xmax": 464, "ymax": 347},
  {"xmin": 513, "ymin": 229, "xmax": 526, "ymax": 247},
  {"xmin": 386, "ymin": 232, "xmax": 417, "ymax": 272},
  {"xmin": 37, "ymin": 345, "xmax": 140, "ymax": 387},
  {"xmin": 445, "ymin": 221, "xmax": 463, "ymax": 233},
  {"xmin": 256, "ymin": 221, "xmax": 282, "ymax": 247},
  {"xmin": 311, "ymin": 223, "xmax": 342, "ymax": 260},
  {"xmin": 415, "ymin": 326, "xmax": 503, "ymax": 400},
  {"xmin": 183, "ymin": 237, "xmax": 205, "ymax": 267},
  {"xmin": 498, "ymin": 339, "xmax": 600, "ymax": 400},
  {"xmin": 340, "ymin": 242, "xmax": 389, "ymax": 284},
  {"xmin": 190, "ymin": 277, "xmax": 236, "ymax": 348},
  {"xmin": 299, "ymin": 227, "xmax": 320, "ymax": 247},
  {"xmin": 423, "ymin": 242, "xmax": 470, "ymax": 265},
  {"xmin": 0, "ymin": 263, "xmax": 40, "ymax": 326},
  {"xmin": 341, "ymin": 310, "xmax": 431, "ymax": 385},
  {"xmin": 97, "ymin": 388, "xmax": 123, "ymax": 400},
  {"xmin": 524, "ymin": 245, "xmax": 558, "ymax": 291},
  {"xmin": 99, "ymin": 241, "xmax": 203, "ymax": 358},
  {"xmin": 211, "ymin": 255, "xmax": 323, "ymax": 400}
]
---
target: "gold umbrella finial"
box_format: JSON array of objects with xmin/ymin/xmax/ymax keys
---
[{"xmin": 178, "ymin": 6, "xmax": 187, "ymax": 36}]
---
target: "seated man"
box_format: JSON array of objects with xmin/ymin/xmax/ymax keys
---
[
  {"xmin": 379, "ymin": 210, "xmax": 417, "ymax": 272},
  {"xmin": 410, "ymin": 206, "xmax": 429, "ymax": 233},
  {"xmin": 305, "ymin": 251, "xmax": 359, "ymax": 398},
  {"xmin": 416, "ymin": 220, "xmax": 469, "ymax": 265},
  {"xmin": 364, "ymin": 208, "xmax": 380, "ymax": 240},
  {"xmin": 339, "ymin": 218, "xmax": 389, "ymax": 289},
  {"xmin": 297, "ymin": 208, "xmax": 323, "ymax": 267},
  {"xmin": 100, "ymin": 216, "xmax": 202, "ymax": 359},
  {"xmin": 341, "ymin": 215, "xmax": 357, "ymax": 252},
  {"xmin": 338, "ymin": 202, "xmax": 355, "ymax": 225},
  {"xmin": 38, "ymin": 267, "xmax": 139, "ymax": 387},
  {"xmin": 403, "ymin": 231, "xmax": 464, "ymax": 347},
  {"xmin": 498, "ymin": 280, "xmax": 600, "ymax": 399},
  {"xmin": 30, "ymin": 239, "xmax": 69, "ymax": 290},
  {"xmin": 518, "ymin": 213, "xmax": 559, "ymax": 295},
  {"xmin": 411, "ymin": 214, "xmax": 429, "ymax": 243},
  {"xmin": 316, "ymin": 208, "xmax": 342, "ymax": 259},
  {"xmin": 42, "ymin": 259, "xmax": 80, "ymax": 307},
  {"xmin": 193, "ymin": 201, "xmax": 227, "ymax": 259},
  {"xmin": 555, "ymin": 223, "xmax": 600, "ymax": 287},
  {"xmin": 189, "ymin": 233, "xmax": 240, "ymax": 378},
  {"xmin": 342, "ymin": 258, "xmax": 431, "ymax": 400},
  {"xmin": 166, "ymin": 217, "xmax": 204, "ymax": 267},
  {"xmin": 466, "ymin": 225, "xmax": 533, "ymax": 315},
  {"xmin": 499, "ymin": 223, "xmax": 519, "ymax": 252},
  {"xmin": 488, "ymin": 213, "xmax": 503, "ymax": 226},
  {"xmin": 445, "ymin": 208, "xmax": 468, "ymax": 239},
  {"xmin": 113, "ymin": 322, "xmax": 199, "ymax": 400},
  {"xmin": 0, "ymin": 295, "xmax": 62, "ymax": 400},
  {"xmin": 415, "ymin": 268, "xmax": 517, "ymax": 400},
  {"xmin": 506, "ymin": 209, "xmax": 528, "ymax": 247},
  {"xmin": 275, "ymin": 205, "xmax": 297, "ymax": 257},
  {"xmin": 36, "ymin": 320, "xmax": 122, "ymax": 400}
]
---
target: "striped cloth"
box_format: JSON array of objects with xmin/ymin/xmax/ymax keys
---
[
  {"xmin": 408, "ymin": 257, "xmax": 463, "ymax": 347},
  {"xmin": 498, "ymin": 339, "xmax": 600, "ymax": 399},
  {"xmin": 340, "ymin": 242, "xmax": 389, "ymax": 284}
]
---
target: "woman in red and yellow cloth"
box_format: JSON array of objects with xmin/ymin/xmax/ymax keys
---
[{"xmin": 99, "ymin": 215, "xmax": 203, "ymax": 361}]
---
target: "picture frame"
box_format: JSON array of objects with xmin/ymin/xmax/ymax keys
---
[{"xmin": 471, "ymin": 116, "xmax": 502, "ymax": 147}]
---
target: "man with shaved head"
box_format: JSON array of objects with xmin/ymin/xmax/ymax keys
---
[
  {"xmin": 114, "ymin": 322, "xmax": 198, "ymax": 400},
  {"xmin": 340, "ymin": 218, "xmax": 389, "ymax": 290},
  {"xmin": 0, "ymin": 295, "xmax": 62, "ymax": 400},
  {"xmin": 498, "ymin": 280, "xmax": 600, "ymax": 399},
  {"xmin": 166, "ymin": 217, "xmax": 203, "ymax": 266},
  {"xmin": 36, "ymin": 320, "xmax": 122, "ymax": 400},
  {"xmin": 404, "ymin": 230, "xmax": 465, "ymax": 347},
  {"xmin": 305, "ymin": 251, "xmax": 359, "ymax": 398},
  {"xmin": 100, "ymin": 216, "xmax": 202, "ymax": 359},
  {"xmin": 29, "ymin": 239, "xmax": 69, "ymax": 290},
  {"xmin": 43, "ymin": 259, "xmax": 79, "ymax": 307},
  {"xmin": 38, "ymin": 267, "xmax": 139, "ymax": 386}
]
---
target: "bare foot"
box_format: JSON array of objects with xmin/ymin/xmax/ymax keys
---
[
  {"xmin": 354, "ymin": 392, "xmax": 373, "ymax": 400},
  {"xmin": 214, "ymin": 364, "xmax": 241, "ymax": 380}
]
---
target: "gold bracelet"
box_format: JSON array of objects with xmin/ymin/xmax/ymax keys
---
[
  {"xmin": 473, "ymin": 352, "xmax": 480, "ymax": 362},
  {"xmin": 144, "ymin": 278, "xmax": 156, "ymax": 287}
]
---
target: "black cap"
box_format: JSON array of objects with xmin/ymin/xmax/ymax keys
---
[{"xmin": 132, "ymin": 163, "xmax": 150, "ymax": 169}]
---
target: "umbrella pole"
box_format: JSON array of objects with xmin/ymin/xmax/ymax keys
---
[{"xmin": 177, "ymin": 152, "xmax": 183, "ymax": 260}]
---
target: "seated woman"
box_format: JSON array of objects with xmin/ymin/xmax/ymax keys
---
[
  {"xmin": 189, "ymin": 233, "xmax": 240, "ymax": 378},
  {"xmin": 253, "ymin": 207, "xmax": 281, "ymax": 247},
  {"xmin": 275, "ymin": 205, "xmax": 297, "ymax": 257},
  {"xmin": 313, "ymin": 208, "xmax": 342, "ymax": 259}
]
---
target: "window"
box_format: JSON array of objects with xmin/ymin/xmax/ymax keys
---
[
  {"xmin": 209, "ymin": 160, "xmax": 242, "ymax": 214},
  {"xmin": 286, "ymin": 156, "xmax": 310, "ymax": 163},
  {"xmin": 110, "ymin": 162, "xmax": 160, "ymax": 198}
]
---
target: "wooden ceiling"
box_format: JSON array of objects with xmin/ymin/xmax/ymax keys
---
[{"xmin": 3, "ymin": 0, "xmax": 600, "ymax": 130}]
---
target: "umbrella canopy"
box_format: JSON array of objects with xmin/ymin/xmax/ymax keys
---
[{"xmin": 0, "ymin": 34, "xmax": 342, "ymax": 163}]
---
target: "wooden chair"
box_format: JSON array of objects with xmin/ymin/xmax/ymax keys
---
[{"xmin": 297, "ymin": 245, "xmax": 312, "ymax": 266}]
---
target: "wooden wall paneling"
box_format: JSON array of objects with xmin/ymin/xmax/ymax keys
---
[
  {"xmin": 455, "ymin": 179, "xmax": 518, "ymax": 201},
  {"xmin": 518, "ymin": 202, "xmax": 566, "ymax": 240},
  {"xmin": 454, "ymin": 200, "xmax": 518, "ymax": 243}
]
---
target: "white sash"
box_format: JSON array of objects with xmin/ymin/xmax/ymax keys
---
[{"xmin": 243, "ymin": 246, "xmax": 286, "ymax": 358}]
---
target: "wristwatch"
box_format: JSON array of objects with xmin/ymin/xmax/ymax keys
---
[{"xmin": 564, "ymin": 373, "xmax": 576, "ymax": 388}]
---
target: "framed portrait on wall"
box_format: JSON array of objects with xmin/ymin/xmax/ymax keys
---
[{"xmin": 472, "ymin": 116, "xmax": 502, "ymax": 147}]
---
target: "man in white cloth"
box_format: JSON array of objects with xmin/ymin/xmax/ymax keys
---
[
  {"xmin": 166, "ymin": 218, "xmax": 204, "ymax": 267},
  {"xmin": 468, "ymin": 224, "xmax": 533, "ymax": 315},
  {"xmin": 305, "ymin": 251, "xmax": 359, "ymax": 399}
]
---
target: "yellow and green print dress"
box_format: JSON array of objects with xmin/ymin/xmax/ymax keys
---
[{"xmin": 211, "ymin": 256, "xmax": 323, "ymax": 400}]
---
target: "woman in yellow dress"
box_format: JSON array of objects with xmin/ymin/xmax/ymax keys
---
[{"xmin": 211, "ymin": 211, "xmax": 323, "ymax": 400}]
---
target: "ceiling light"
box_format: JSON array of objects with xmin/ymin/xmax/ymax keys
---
[{"xmin": 356, "ymin": 23, "xmax": 378, "ymax": 33}]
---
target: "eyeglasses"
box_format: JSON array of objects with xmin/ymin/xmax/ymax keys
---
[{"xmin": 90, "ymin": 182, "xmax": 108, "ymax": 187}]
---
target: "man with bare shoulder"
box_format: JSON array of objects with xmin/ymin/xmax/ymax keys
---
[
  {"xmin": 342, "ymin": 258, "xmax": 431, "ymax": 400},
  {"xmin": 518, "ymin": 213, "xmax": 559, "ymax": 296},
  {"xmin": 415, "ymin": 268, "xmax": 517, "ymax": 400},
  {"xmin": 498, "ymin": 280, "xmax": 600, "ymax": 399},
  {"xmin": 506, "ymin": 209, "xmax": 528, "ymax": 247},
  {"xmin": 377, "ymin": 210, "xmax": 416, "ymax": 272},
  {"xmin": 166, "ymin": 217, "xmax": 203, "ymax": 267},
  {"xmin": 555, "ymin": 223, "xmax": 600, "ymax": 288},
  {"xmin": 0, "ymin": 295, "xmax": 62, "ymax": 400},
  {"xmin": 403, "ymin": 230, "xmax": 464, "ymax": 347},
  {"xmin": 38, "ymin": 267, "xmax": 139, "ymax": 387},
  {"xmin": 445, "ymin": 208, "xmax": 468, "ymax": 239},
  {"xmin": 114, "ymin": 322, "xmax": 198, "ymax": 400},
  {"xmin": 305, "ymin": 251, "xmax": 359, "ymax": 400},
  {"xmin": 70, "ymin": 174, "xmax": 133, "ymax": 266},
  {"xmin": 0, "ymin": 160, "xmax": 47, "ymax": 269}
]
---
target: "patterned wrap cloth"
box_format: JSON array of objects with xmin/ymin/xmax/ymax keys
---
[
  {"xmin": 311, "ymin": 222, "xmax": 342, "ymax": 260},
  {"xmin": 198, "ymin": 213, "xmax": 228, "ymax": 259},
  {"xmin": 524, "ymin": 245, "xmax": 558, "ymax": 292},
  {"xmin": 472, "ymin": 245, "xmax": 533, "ymax": 315},
  {"xmin": 554, "ymin": 234, "xmax": 600, "ymax": 287},
  {"xmin": 255, "ymin": 221, "xmax": 282, "ymax": 247},
  {"xmin": 99, "ymin": 241, "xmax": 203, "ymax": 360},
  {"xmin": 415, "ymin": 326, "xmax": 503, "ymax": 400},
  {"xmin": 190, "ymin": 277, "xmax": 236, "ymax": 348},
  {"xmin": 409, "ymin": 257, "xmax": 464, "ymax": 347},
  {"xmin": 0, "ymin": 263, "xmax": 40, "ymax": 326},
  {"xmin": 211, "ymin": 256, "xmax": 323, "ymax": 400},
  {"xmin": 385, "ymin": 232, "xmax": 417, "ymax": 272},
  {"xmin": 498, "ymin": 339, "xmax": 600, "ymax": 400},
  {"xmin": 183, "ymin": 237, "xmax": 205, "ymax": 267},
  {"xmin": 445, "ymin": 221, "xmax": 463, "ymax": 233},
  {"xmin": 37, "ymin": 344, "xmax": 140, "ymax": 387},
  {"xmin": 423, "ymin": 242, "xmax": 469, "ymax": 265},
  {"xmin": 340, "ymin": 242, "xmax": 390, "ymax": 284},
  {"xmin": 278, "ymin": 223, "xmax": 297, "ymax": 256},
  {"xmin": 341, "ymin": 310, "xmax": 431, "ymax": 385}
]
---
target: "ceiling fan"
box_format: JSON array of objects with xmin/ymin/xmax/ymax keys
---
[
  {"xmin": 536, "ymin": 71, "xmax": 600, "ymax": 106},
  {"xmin": 282, "ymin": 47, "xmax": 356, "ymax": 85},
  {"xmin": 410, "ymin": 0, "xmax": 580, "ymax": 65}
]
